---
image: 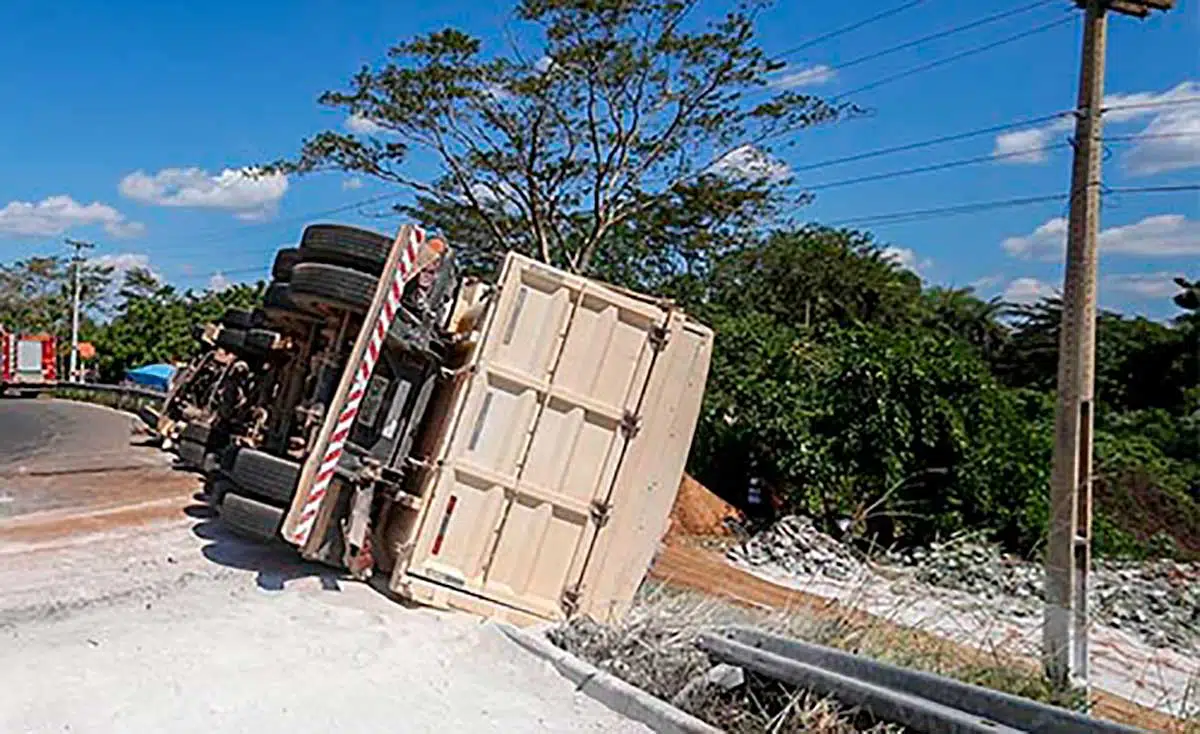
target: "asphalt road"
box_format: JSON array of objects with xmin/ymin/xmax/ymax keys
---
[
  {"xmin": 0, "ymin": 398, "xmax": 133, "ymax": 468},
  {"xmin": 0, "ymin": 399, "xmax": 171, "ymax": 519}
]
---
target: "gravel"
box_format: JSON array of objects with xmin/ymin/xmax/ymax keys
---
[{"xmin": 728, "ymin": 517, "xmax": 1200, "ymax": 656}]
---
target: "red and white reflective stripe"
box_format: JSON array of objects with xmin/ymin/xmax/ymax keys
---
[
  {"xmin": 430, "ymin": 495, "xmax": 458, "ymax": 556},
  {"xmin": 285, "ymin": 226, "xmax": 426, "ymax": 546}
]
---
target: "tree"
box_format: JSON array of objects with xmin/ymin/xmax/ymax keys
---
[
  {"xmin": 92, "ymin": 269, "xmax": 264, "ymax": 382},
  {"xmin": 271, "ymin": 0, "xmax": 854, "ymax": 275},
  {"xmin": 0, "ymin": 255, "xmax": 112, "ymax": 337},
  {"xmin": 702, "ymin": 226, "xmax": 924, "ymax": 330},
  {"xmin": 922, "ymin": 286, "xmax": 1009, "ymax": 362}
]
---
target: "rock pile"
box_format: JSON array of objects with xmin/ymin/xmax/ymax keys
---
[
  {"xmin": 731, "ymin": 517, "xmax": 1200, "ymax": 655},
  {"xmin": 895, "ymin": 538, "xmax": 1200, "ymax": 653},
  {"xmin": 726, "ymin": 515, "xmax": 866, "ymax": 582}
]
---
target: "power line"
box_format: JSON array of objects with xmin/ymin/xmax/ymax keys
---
[
  {"xmin": 773, "ymin": 1, "xmax": 927, "ymax": 60},
  {"xmin": 795, "ymin": 142, "xmax": 1071, "ymax": 191},
  {"xmin": 1108, "ymin": 184, "xmax": 1200, "ymax": 194},
  {"xmin": 828, "ymin": 193, "xmax": 1068, "ymax": 227},
  {"xmin": 1103, "ymin": 97, "xmax": 1200, "ymax": 114},
  {"xmin": 836, "ymin": 14, "xmax": 1076, "ymax": 100},
  {"xmin": 767, "ymin": 110, "xmax": 1069, "ymax": 166},
  {"xmin": 823, "ymin": 185, "xmax": 1194, "ymax": 228},
  {"xmin": 820, "ymin": 0, "xmax": 1057, "ymax": 75}
]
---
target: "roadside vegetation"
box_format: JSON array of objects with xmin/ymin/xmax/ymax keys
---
[{"xmin": 553, "ymin": 583, "xmax": 1091, "ymax": 734}]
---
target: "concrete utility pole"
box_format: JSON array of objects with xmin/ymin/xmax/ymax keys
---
[
  {"xmin": 64, "ymin": 238, "xmax": 94, "ymax": 384},
  {"xmin": 1044, "ymin": 0, "xmax": 1173, "ymax": 689}
]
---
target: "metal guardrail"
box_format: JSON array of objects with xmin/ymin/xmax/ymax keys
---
[
  {"xmin": 697, "ymin": 626, "xmax": 1144, "ymax": 734},
  {"xmin": 7, "ymin": 381, "xmax": 168, "ymax": 404}
]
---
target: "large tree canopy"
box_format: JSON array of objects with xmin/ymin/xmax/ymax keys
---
[{"xmin": 271, "ymin": 0, "xmax": 855, "ymax": 275}]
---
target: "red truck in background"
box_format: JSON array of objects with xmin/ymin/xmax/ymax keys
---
[{"xmin": 0, "ymin": 330, "xmax": 57, "ymax": 396}]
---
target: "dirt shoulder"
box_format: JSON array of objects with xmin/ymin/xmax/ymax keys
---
[{"xmin": 650, "ymin": 537, "xmax": 1187, "ymax": 733}]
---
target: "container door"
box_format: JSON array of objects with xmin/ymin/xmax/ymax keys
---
[
  {"xmin": 16, "ymin": 340, "xmax": 43, "ymax": 381},
  {"xmin": 407, "ymin": 254, "xmax": 669, "ymax": 620}
]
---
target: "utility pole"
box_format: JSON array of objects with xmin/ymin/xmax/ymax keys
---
[
  {"xmin": 1044, "ymin": 0, "xmax": 1173, "ymax": 689},
  {"xmin": 64, "ymin": 238, "xmax": 94, "ymax": 384}
]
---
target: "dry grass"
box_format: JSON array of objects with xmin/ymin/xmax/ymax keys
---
[
  {"xmin": 551, "ymin": 585, "xmax": 900, "ymax": 733},
  {"xmin": 551, "ymin": 581, "xmax": 1098, "ymax": 733}
]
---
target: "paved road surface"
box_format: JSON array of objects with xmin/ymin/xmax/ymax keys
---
[
  {"xmin": 0, "ymin": 399, "xmax": 136, "ymax": 468},
  {"xmin": 0, "ymin": 401, "xmax": 649, "ymax": 733},
  {"xmin": 0, "ymin": 399, "xmax": 172, "ymax": 519}
]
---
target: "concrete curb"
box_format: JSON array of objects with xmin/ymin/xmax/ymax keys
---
[{"xmin": 497, "ymin": 623, "xmax": 721, "ymax": 734}]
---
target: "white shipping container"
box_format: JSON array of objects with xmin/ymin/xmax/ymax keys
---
[{"xmin": 387, "ymin": 253, "xmax": 713, "ymax": 624}]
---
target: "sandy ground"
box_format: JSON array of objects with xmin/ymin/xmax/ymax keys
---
[
  {"xmin": 0, "ymin": 504, "xmax": 650, "ymax": 733},
  {"xmin": 0, "ymin": 402, "xmax": 649, "ymax": 734}
]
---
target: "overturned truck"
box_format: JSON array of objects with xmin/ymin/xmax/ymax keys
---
[{"xmin": 171, "ymin": 223, "xmax": 712, "ymax": 625}]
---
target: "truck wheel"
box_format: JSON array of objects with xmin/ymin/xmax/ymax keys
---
[
  {"xmin": 300, "ymin": 224, "xmax": 392, "ymax": 275},
  {"xmin": 272, "ymin": 247, "xmax": 300, "ymax": 282},
  {"xmin": 178, "ymin": 438, "xmax": 206, "ymax": 469},
  {"xmin": 244, "ymin": 328, "xmax": 279, "ymax": 355},
  {"xmin": 207, "ymin": 476, "xmax": 233, "ymax": 507},
  {"xmin": 180, "ymin": 421, "xmax": 211, "ymax": 445},
  {"xmin": 289, "ymin": 262, "xmax": 376, "ymax": 315},
  {"xmin": 231, "ymin": 448, "xmax": 301, "ymax": 504},
  {"xmin": 220, "ymin": 492, "xmax": 284, "ymax": 541},
  {"xmin": 222, "ymin": 308, "xmax": 256, "ymax": 329},
  {"xmin": 216, "ymin": 327, "xmax": 246, "ymax": 351}
]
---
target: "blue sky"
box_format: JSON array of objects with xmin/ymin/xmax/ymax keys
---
[{"xmin": 1, "ymin": 0, "xmax": 1196, "ymax": 318}]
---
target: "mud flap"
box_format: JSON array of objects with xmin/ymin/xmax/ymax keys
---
[{"xmin": 341, "ymin": 483, "xmax": 375, "ymax": 579}]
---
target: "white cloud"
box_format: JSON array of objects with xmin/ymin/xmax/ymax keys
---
[
  {"xmin": 1103, "ymin": 271, "xmax": 1184, "ymax": 300},
  {"xmin": 993, "ymin": 81, "xmax": 1200, "ymax": 173},
  {"xmin": 534, "ymin": 55, "xmax": 555, "ymax": 74},
  {"xmin": 342, "ymin": 176, "xmax": 364, "ymax": 191},
  {"xmin": 91, "ymin": 252, "xmax": 150, "ymax": 273},
  {"xmin": 970, "ymin": 274, "xmax": 1005, "ymax": 291},
  {"xmin": 119, "ymin": 167, "xmax": 288, "ymax": 221},
  {"xmin": 993, "ymin": 127, "xmax": 1060, "ymax": 163},
  {"xmin": 769, "ymin": 64, "xmax": 835, "ymax": 89},
  {"xmin": 345, "ymin": 113, "xmax": 386, "ymax": 135},
  {"xmin": 0, "ymin": 195, "xmax": 145, "ymax": 238},
  {"xmin": 1125, "ymin": 104, "xmax": 1200, "ymax": 175},
  {"xmin": 709, "ymin": 144, "xmax": 791, "ymax": 182},
  {"xmin": 1002, "ymin": 217, "xmax": 1069, "ymax": 259},
  {"xmin": 89, "ymin": 252, "xmax": 161, "ymax": 299},
  {"xmin": 881, "ymin": 246, "xmax": 931, "ymax": 273},
  {"xmin": 1003, "ymin": 277, "xmax": 1057, "ymax": 304},
  {"xmin": 208, "ymin": 272, "xmax": 231, "ymax": 292},
  {"xmin": 1003, "ymin": 214, "xmax": 1200, "ymax": 260}
]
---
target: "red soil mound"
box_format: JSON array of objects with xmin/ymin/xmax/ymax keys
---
[{"xmin": 668, "ymin": 473, "xmax": 740, "ymax": 538}]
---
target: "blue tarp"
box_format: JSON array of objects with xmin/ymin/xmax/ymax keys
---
[{"xmin": 125, "ymin": 363, "xmax": 176, "ymax": 392}]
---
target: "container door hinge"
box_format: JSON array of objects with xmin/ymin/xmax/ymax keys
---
[
  {"xmin": 619, "ymin": 410, "xmax": 642, "ymax": 438},
  {"xmin": 560, "ymin": 584, "xmax": 582, "ymax": 616},
  {"xmin": 589, "ymin": 498, "xmax": 613, "ymax": 528},
  {"xmin": 648, "ymin": 324, "xmax": 670, "ymax": 352}
]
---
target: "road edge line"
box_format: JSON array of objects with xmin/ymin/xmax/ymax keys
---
[{"xmin": 495, "ymin": 623, "xmax": 721, "ymax": 734}]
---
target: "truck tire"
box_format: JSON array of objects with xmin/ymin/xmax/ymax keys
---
[
  {"xmin": 289, "ymin": 262, "xmax": 431, "ymax": 351},
  {"xmin": 222, "ymin": 308, "xmax": 255, "ymax": 329},
  {"xmin": 178, "ymin": 438, "xmax": 206, "ymax": 469},
  {"xmin": 300, "ymin": 224, "xmax": 392, "ymax": 275},
  {"xmin": 180, "ymin": 421, "xmax": 211, "ymax": 445},
  {"xmin": 272, "ymin": 247, "xmax": 300, "ymax": 282},
  {"xmin": 289, "ymin": 262, "xmax": 375, "ymax": 315},
  {"xmin": 207, "ymin": 476, "xmax": 234, "ymax": 507},
  {"xmin": 244, "ymin": 328, "xmax": 279, "ymax": 355},
  {"xmin": 221, "ymin": 492, "xmax": 284, "ymax": 541},
  {"xmin": 231, "ymin": 448, "xmax": 301, "ymax": 504},
  {"xmin": 216, "ymin": 327, "xmax": 246, "ymax": 351}
]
